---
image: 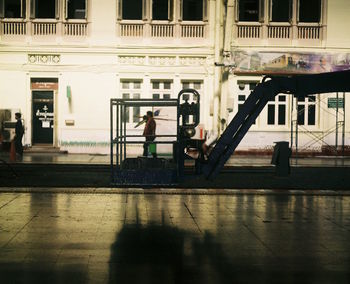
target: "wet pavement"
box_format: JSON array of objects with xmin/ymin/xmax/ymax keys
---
[{"xmin": 0, "ymin": 191, "xmax": 349, "ymax": 283}]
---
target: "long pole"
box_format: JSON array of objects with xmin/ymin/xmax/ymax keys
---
[
  {"xmin": 295, "ymin": 97, "xmax": 298, "ymax": 161},
  {"xmin": 336, "ymin": 92, "xmax": 339, "ymax": 156},
  {"xmin": 290, "ymin": 96, "xmax": 294, "ymax": 150},
  {"xmin": 342, "ymin": 92, "xmax": 346, "ymax": 155}
]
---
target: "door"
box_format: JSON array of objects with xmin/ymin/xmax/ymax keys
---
[{"xmin": 32, "ymin": 91, "xmax": 54, "ymax": 144}]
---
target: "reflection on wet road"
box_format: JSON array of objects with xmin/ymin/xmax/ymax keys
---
[{"xmin": 0, "ymin": 192, "xmax": 349, "ymax": 283}]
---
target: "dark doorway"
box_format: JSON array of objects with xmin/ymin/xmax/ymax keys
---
[{"xmin": 32, "ymin": 91, "xmax": 54, "ymax": 144}]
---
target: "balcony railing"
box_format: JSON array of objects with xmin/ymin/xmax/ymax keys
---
[
  {"xmin": 32, "ymin": 21, "xmax": 57, "ymax": 35},
  {"xmin": 268, "ymin": 24, "xmax": 290, "ymax": 39},
  {"xmin": 151, "ymin": 23, "xmax": 174, "ymax": 37},
  {"xmin": 181, "ymin": 23, "xmax": 205, "ymax": 38},
  {"xmin": 0, "ymin": 19, "xmax": 206, "ymax": 40},
  {"xmin": 0, "ymin": 19, "xmax": 88, "ymax": 37},
  {"xmin": 298, "ymin": 24, "xmax": 321, "ymax": 40},
  {"xmin": 120, "ymin": 22, "xmax": 144, "ymax": 37},
  {"xmin": 1, "ymin": 20, "xmax": 26, "ymax": 35},
  {"xmin": 118, "ymin": 21, "xmax": 206, "ymax": 39},
  {"xmin": 236, "ymin": 22, "xmax": 322, "ymax": 41},
  {"xmin": 237, "ymin": 23, "xmax": 261, "ymax": 39},
  {"xmin": 64, "ymin": 22, "xmax": 88, "ymax": 36}
]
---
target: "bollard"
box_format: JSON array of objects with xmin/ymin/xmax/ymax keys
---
[
  {"xmin": 271, "ymin": 141, "xmax": 291, "ymax": 176},
  {"xmin": 10, "ymin": 140, "xmax": 16, "ymax": 162}
]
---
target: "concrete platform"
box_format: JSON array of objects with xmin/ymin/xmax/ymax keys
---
[
  {"xmin": 1, "ymin": 151, "xmax": 350, "ymax": 167},
  {"xmin": 0, "ymin": 190, "xmax": 349, "ymax": 283}
]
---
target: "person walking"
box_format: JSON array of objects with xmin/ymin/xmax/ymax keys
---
[
  {"xmin": 143, "ymin": 111, "xmax": 156, "ymax": 158},
  {"xmin": 14, "ymin": 112, "xmax": 24, "ymax": 157}
]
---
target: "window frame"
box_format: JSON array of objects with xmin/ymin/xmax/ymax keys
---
[
  {"xmin": 296, "ymin": 95, "xmax": 317, "ymax": 127},
  {"xmin": 266, "ymin": 94, "xmax": 288, "ymax": 126},
  {"xmin": 269, "ymin": 0, "xmax": 292, "ymax": 23},
  {"xmin": 120, "ymin": 79, "xmax": 143, "ymax": 124},
  {"xmin": 236, "ymin": 0, "xmax": 265, "ymax": 23},
  {"xmin": 30, "ymin": 0, "xmax": 59, "ymax": 19},
  {"xmin": 64, "ymin": 0, "xmax": 88, "ymax": 20},
  {"xmin": 151, "ymin": 80, "xmax": 173, "ymax": 99},
  {"xmin": 0, "ymin": 0, "xmax": 26, "ymax": 19},
  {"xmin": 236, "ymin": 81, "xmax": 259, "ymax": 125},
  {"xmin": 180, "ymin": 0, "xmax": 207, "ymax": 22},
  {"xmin": 118, "ymin": 0, "xmax": 147, "ymax": 21},
  {"xmin": 151, "ymin": 0, "xmax": 173, "ymax": 21},
  {"xmin": 297, "ymin": 0, "xmax": 322, "ymax": 23}
]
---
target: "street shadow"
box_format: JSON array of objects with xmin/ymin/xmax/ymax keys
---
[{"xmin": 108, "ymin": 222, "xmax": 242, "ymax": 284}]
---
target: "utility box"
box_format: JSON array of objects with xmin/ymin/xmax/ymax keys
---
[
  {"xmin": 0, "ymin": 109, "xmax": 20, "ymax": 143},
  {"xmin": 271, "ymin": 141, "xmax": 291, "ymax": 176}
]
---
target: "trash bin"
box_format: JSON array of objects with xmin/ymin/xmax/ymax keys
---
[{"xmin": 271, "ymin": 141, "xmax": 291, "ymax": 176}]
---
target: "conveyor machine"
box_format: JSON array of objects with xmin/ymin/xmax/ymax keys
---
[
  {"xmin": 110, "ymin": 89, "xmax": 200, "ymax": 186},
  {"xmin": 111, "ymin": 70, "xmax": 350, "ymax": 186}
]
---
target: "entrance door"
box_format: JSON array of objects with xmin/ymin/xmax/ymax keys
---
[{"xmin": 32, "ymin": 91, "xmax": 54, "ymax": 144}]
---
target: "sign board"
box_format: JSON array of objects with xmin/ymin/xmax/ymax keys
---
[
  {"xmin": 229, "ymin": 50, "xmax": 350, "ymax": 75},
  {"xmin": 31, "ymin": 82, "xmax": 58, "ymax": 90},
  {"xmin": 328, "ymin": 98, "xmax": 344, "ymax": 108}
]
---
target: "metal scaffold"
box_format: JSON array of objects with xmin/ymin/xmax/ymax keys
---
[{"xmin": 290, "ymin": 92, "xmax": 346, "ymax": 156}]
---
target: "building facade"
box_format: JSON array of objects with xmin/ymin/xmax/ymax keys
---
[
  {"xmin": 0, "ymin": 0, "xmax": 349, "ymax": 154},
  {"xmin": 221, "ymin": 0, "xmax": 350, "ymax": 153}
]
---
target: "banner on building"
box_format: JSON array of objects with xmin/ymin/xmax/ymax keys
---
[{"xmin": 229, "ymin": 50, "xmax": 350, "ymax": 74}]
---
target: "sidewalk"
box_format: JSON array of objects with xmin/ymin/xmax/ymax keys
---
[
  {"xmin": 1, "ymin": 150, "xmax": 350, "ymax": 189},
  {"xmin": 1, "ymin": 150, "xmax": 350, "ymax": 167}
]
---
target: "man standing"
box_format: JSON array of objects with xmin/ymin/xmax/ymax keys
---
[
  {"xmin": 14, "ymin": 112, "xmax": 24, "ymax": 157},
  {"xmin": 143, "ymin": 111, "xmax": 156, "ymax": 157}
]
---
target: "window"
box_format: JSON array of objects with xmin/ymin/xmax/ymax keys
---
[
  {"xmin": 270, "ymin": 0, "xmax": 291, "ymax": 22},
  {"xmin": 122, "ymin": 0, "xmax": 142, "ymax": 20},
  {"xmin": 238, "ymin": 0, "xmax": 264, "ymax": 22},
  {"xmin": 182, "ymin": 0, "xmax": 203, "ymax": 21},
  {"xmin": 182, "ymin": 81, "xmax": 202, "ymax": 91},
  {"xmin": 121, "ymin": 80, "xmax": 142, "ymax": 123},
  {"xmin": 66, "ymin": 0, "xmax": 86, "ymax": 19},
  {"xmin": 181, "ymin": 81, "xmax": 202, "ymax": 124},
  {"xmin": 31, "ymin": 0, "xmax": 58, "ymax": 19},
  {"xmin": 0, "ymin": 0, "xmax": 25, "ymax": 18},
  {"xmin": 152, "ymin": 0, "xmax": 172, "ymax": 20},
  {"xmin": 298, "ymin": 0, "xmax": 321, "ymax": 23},
  {"xmin": 237, "ymin": 81, "xmax": 258, "ymax": 124},
  {"xmin": 267, "ymin": 95, "xmax": 287, "ymax": 125},
  {"xmin": 297, "ymin": 96, "xmax": 316, "ymax": 125},
  {"xmin": 152, "ymin": 80, "xmax": 173, "ymax": 99}
]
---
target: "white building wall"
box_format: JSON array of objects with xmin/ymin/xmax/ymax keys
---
[
  {"xmin": 0, "ymin": 0, "xmax": 217, "ymax": 154},
  {"xmin": 1, "ymin": 0, "xmax": 350, "ymax": 155},
  {"xmin": 225, "ymin": 0, "xmax": 350, "ymax": 153}
]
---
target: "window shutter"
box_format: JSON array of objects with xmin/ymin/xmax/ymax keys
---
[
  {"xmin": 296, "ymin": 0, "xmax": 300, "ymax": 22},
  {"xmin": 21, "ymin": 0, "xmax": 26, "ymax": 18},
  {"xmin": 85, "ymin": 0, "xmax": 88, "ymax": 19},
  {"xmin": 269, "ymin": 0, "xmax": 272, "ymax": 21},
  {"xmin": 179, "ymin": 0, "xmax": 183, "ymax": 21},
  {"xmin": 168, "ymin": 0, "xmax": 173, "ymax": 21},
  {"xmin": 259, "ymin": 0, "xmax": 265, "ymax": 22},
  {"xmin": 235, "ymin": 0, "xmax": 239, "ymax": 22},
  {"xmin": 289, "ymin": 0, "xmax": 292, "ymax": 23},
  {"xmin": 55, "ymin": 0, "xmax": 59, "ymax": 19},
  {"xmin": 142, "ymin": 0, "xmax": 147, "ymax": 20},
  {"xmin": 118, "ymin": 0, "xmax": 122, "ymax": 20},
  {"xmin": 30, "ymin": 0, "xmax": 35, "ymax": 19},
  {"xmin": 0, "ymin": 0, "xmax": 4, "ymax": 18},
  {"xmin": 65, "ymin": 0, "xmax": 68, "ymax": 19},
  {"xmin": 203, "ymin": 0, "xmax": 208, "ymax": 21}
]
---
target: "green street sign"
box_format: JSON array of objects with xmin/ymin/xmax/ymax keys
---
[{"xmin": 328, "ymin": 98, "xmax": 344, "ymax": 108}]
